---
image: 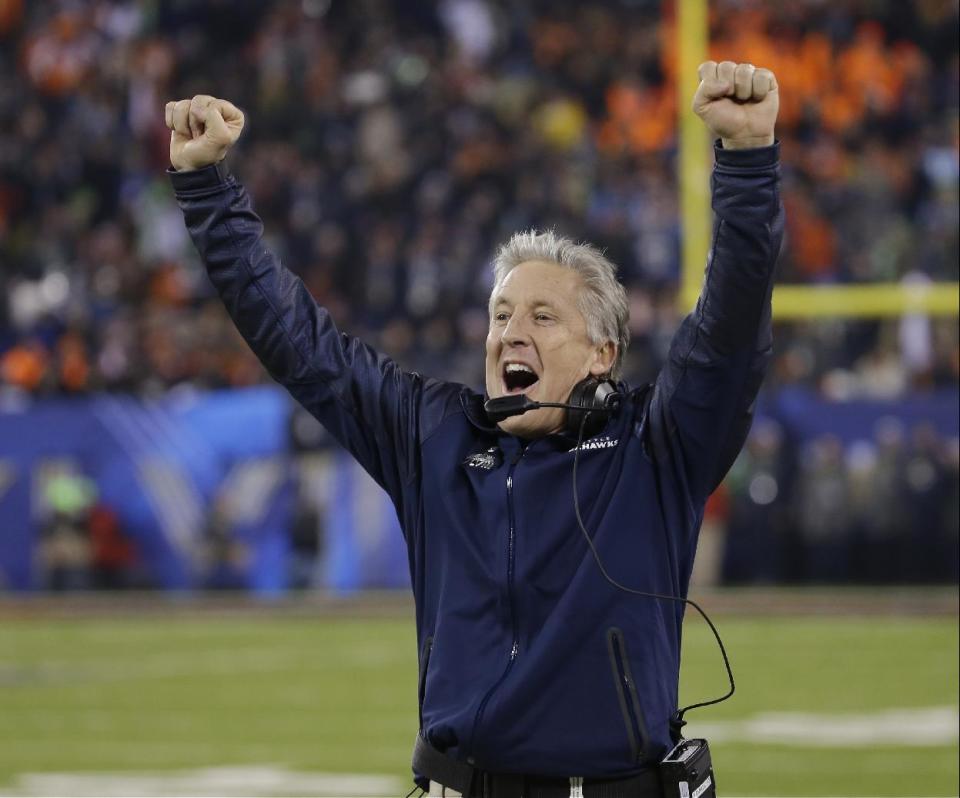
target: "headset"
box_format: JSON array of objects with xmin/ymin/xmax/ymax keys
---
[
  {"xmin": 484, "ymin": 376, "xmax": 622, "ymax": 438},
  {"xmin": 484, "ymin": 377, "xmax": 730, "ymax": 796}
]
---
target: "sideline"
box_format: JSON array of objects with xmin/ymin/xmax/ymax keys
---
[{"xmin": 0, "ymin": 586, "xmax": 957, "ymax": 620}]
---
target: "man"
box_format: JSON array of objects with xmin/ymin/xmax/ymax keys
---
[{"xmin": 166, "ymin": 59, "xmax": 782, "ymax": 796}]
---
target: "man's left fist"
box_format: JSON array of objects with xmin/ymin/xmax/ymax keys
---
[{"xmin": 692, "ymin": 61, "xmax": 778, "ymax": 150}]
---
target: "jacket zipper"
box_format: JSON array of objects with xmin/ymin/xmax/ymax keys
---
[
  {"xmin": 417, "ymin": 636, "xmax": 433, "ymax": 730},
  {"xmin": 607, "ymin": 627, "xmax": 648, "ymax": 764},
  {"xmin": 468, "ymin": 450, "xmax": 523, "ymax": 756}
]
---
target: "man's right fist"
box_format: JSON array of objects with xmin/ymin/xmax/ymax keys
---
[{"xmin": 165, "ymin": 95, "xmax": 244, "ymax": 172}]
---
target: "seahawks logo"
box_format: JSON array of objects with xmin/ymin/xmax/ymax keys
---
[
  {"xmin": 568, "ymin": 436, "xmax": 618, "ymax": 453},
  {"xmin": 463, "ymin": 447, "xmax": 502, "ymax": 471}
]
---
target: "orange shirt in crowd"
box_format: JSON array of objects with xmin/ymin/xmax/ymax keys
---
[
  {"xmin": 1, "ymin": 341, "xmax": 48, "ymax": 391},
  {"xmin": 601, "ymin": 17, "xmax": 928, "ymax": 154}
]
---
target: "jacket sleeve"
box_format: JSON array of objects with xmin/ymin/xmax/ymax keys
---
[
  {"xmin": 647, "ymin": 142, "xmax": 783, "ymax": 512},
  {"xmin": 169, "ymin": 161, "xmax": 420, "ymax": 506}
]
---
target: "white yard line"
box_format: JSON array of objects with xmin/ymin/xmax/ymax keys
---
[
  {"xmin": 4, "ymin": 766, "xmax": 404, "ymax": 797},
  {"xmin": 687, "ymin": 705, "xmax": 959, "ymax": 747}
]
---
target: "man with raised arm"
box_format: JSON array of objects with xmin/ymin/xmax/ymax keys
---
[{"xmin": 167, "ymin": 60, "xmax": 782, "ymax": 796}]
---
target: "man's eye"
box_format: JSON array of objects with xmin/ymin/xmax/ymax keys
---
[
  {"xmin": 494, "ymin": 312, "xmax": 509, "ymax": 322},
  {"xmin": 535, "ymin": 314, "xmax": 553, "ymax": 322}
]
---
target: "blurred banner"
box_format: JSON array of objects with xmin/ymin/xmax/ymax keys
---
[
  {"xmin": 771, "ymin": 386, "xmax": 958, "ymax": 444},
  {"xmin": 1, "ymin": 386, "xmax": 956, "ymax": 592},
  {"xmin": 0, "ymin": 386, "xmax": 410, "ymax": 593}
]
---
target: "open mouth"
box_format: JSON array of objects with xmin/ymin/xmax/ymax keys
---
[{"xmin": 502, "ymin": 362, "xmax": 540, "ymax": 395}]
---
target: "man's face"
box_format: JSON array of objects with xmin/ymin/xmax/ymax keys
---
[{"xmin": 485, "ymin": 260, "xmax": 615, "ymax": 438}]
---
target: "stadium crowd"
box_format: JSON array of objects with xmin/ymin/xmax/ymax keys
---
[
  {"xmin": 0, "ymin": 0, "xmax": 957, "ymax": 587},
  {"xmin": 1, "ymin": 0, "xmax": 957, "ymax": 397}
]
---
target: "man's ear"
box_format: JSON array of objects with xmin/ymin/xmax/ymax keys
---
[{"xmin": 588, "ymin": 341, "xmax": 616, "ymax": 378}]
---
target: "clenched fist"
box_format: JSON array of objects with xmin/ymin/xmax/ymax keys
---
[
  {"xmin": 165, "ymin": 95, "xmax": 244, "ymax": 172},
  {"xmin": 693, "ymin": 61, "xmax": 778, "ymax": 150}
]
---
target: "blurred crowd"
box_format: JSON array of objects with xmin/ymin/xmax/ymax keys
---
[
  {"xmin": 0, "ymin": 0, "xmax": 957, "ymax": 399},
  {"xmin": 33, "ymin": 465, "xmax": 139, "ymax": 590},
  {"xmin": 711, "ymin": 417, "xmax": 959, "ymax": 585},
  {"xmin": 1, "ymin": 1, "xmax": 958, "ymax": 589}
]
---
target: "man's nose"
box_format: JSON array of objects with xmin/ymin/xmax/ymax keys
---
[{"xmin": 501, "ymin": 314, "xmax": 531, "ymax": 346}]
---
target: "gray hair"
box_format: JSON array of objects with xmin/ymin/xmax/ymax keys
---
[{"xmin": 489, "ymin": 230, "xmax": 630, "ymax": 379}]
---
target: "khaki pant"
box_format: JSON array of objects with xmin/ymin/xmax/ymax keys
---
[{"xmin": 428, "ymin": 782, "xmax": 462, "ymax": 797}]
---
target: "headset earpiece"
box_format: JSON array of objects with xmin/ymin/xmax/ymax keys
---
[{"xmin": 564, "ymin": 378, "xmax": 621, "ymax": 438}]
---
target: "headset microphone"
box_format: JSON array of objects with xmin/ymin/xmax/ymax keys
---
[
  {"xmin": 484, "ymin": 394, "xmax": 597, "ymax": 422},
  {"xmin": 484, "ymin": 378, "xmax": 621, "ymax": 435},
  {"xmin": 483, "ymin": 394, "xmax": 543, "ymax": 422}
]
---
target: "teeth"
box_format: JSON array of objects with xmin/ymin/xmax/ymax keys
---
[{"xmin": 505, "ymin": 363, "xmax": 534, "ymax": 374}]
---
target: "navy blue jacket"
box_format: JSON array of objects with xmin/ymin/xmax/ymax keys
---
[{"xmin": 170, "ymin": 142, "xmax": 783, "ymax": 778}]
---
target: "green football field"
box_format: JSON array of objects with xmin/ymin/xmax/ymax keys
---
[{"xmin": 0, "ymin": 591, "xmax": 957, "ymax": 797}]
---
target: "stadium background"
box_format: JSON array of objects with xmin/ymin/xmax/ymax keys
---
[{"xmin": 0, "ymin": 0, "xmax": 957, "ymax": 795}]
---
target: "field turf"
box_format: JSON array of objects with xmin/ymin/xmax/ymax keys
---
[{"xmin": 0, "ymin": 592, "xmax": 957, "ymax": 796}]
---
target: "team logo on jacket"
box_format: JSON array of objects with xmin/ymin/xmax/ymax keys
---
[
  {"xmin": 568, "ymin": 436, "xmax": 618, "ymax": 453},
  {"xmin": 463, "ymin": 447, "xmax": 502, "ymax": 470}
]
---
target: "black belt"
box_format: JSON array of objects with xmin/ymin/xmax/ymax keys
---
[{"xmin": 412, "ymin": 735, "xmax": 663, "ymax": 798}]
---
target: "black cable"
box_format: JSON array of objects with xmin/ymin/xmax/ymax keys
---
[{"xmin": 571, "ymin": 411, "xmax": 735, "ymax": 726}]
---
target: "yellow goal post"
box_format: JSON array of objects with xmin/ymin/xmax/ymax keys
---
[{"xmin": 677, "ymin": 0, "xmax": 959, "ymax": 320}]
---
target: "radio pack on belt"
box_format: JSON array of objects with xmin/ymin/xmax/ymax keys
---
[{"xmin": 659, "ymin": 738, "xmax": 716, "ymax": 798}]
